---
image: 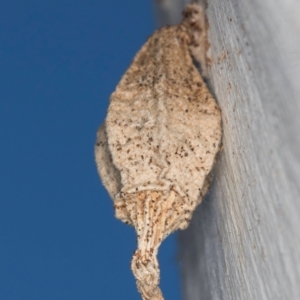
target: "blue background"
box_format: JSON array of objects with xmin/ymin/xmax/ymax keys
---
[{"xmin": 0, "ymin": 1, "xmax": 181, "ymax": 299}]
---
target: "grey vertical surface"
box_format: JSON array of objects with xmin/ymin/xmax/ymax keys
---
[{"xmin": 154, "ymin": 0, "xmax": 300, "ymax": 299}]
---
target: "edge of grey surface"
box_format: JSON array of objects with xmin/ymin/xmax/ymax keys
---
[{"xmin": 154, "ymin": 0, "xmax": 300, "ymax": 299}]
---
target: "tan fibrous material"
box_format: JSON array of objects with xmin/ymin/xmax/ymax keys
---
[{"xmin": 95, "ymin": 4, "xmax": 222, "ymax": 300}]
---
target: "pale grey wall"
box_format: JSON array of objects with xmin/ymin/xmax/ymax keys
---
[{"xmin": 154, "ymin": 1, "xmax": 300, "ymax": 299}]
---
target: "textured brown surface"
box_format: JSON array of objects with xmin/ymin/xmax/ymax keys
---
[{"xmin": 95, "ymin": 3, "xmax": 221, "ymax": 299}]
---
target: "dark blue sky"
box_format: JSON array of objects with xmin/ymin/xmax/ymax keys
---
[{"xmin": 0, "ymin": 1, "xmax": 181, "ymax": 299}]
